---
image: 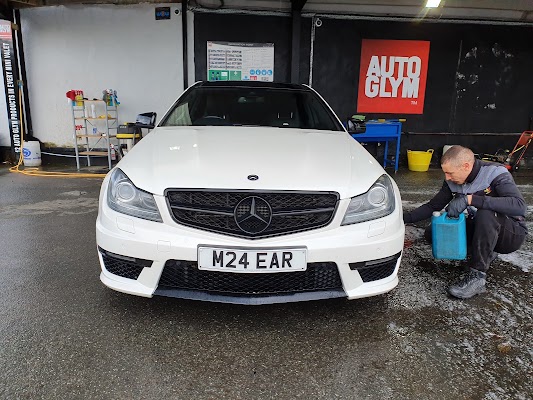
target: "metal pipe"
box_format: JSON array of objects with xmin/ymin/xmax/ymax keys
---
[
  {"xmin": 182, "ymin": 0, "xmax": 189, "ymax": 89},
  {"xmin": 188, "ymin": 5, "xmax": 533, "ymax": 26},
  {"xmin": 290, "ymin": 8, "xmax": 301, "ymax": 83},
  {"xmin": 308, "ymin": 16, "xmax": 316, "ymax": 87},
  {"xmin": 301, "ymin": 12, "xmax": 533, "ymax": 27},
  {"xmin": 189, "ymin": 6, "xmax": 290, "ymax": 17}
]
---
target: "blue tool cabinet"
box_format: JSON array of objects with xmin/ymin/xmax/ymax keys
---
[{"xmin": 350, "ymin": 121, "xmax": 402, "ymax": 172}]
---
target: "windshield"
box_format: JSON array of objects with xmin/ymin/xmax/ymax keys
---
[{"xmin": 160, "ymin": 86, "xmax": 343, "ymax": 131}]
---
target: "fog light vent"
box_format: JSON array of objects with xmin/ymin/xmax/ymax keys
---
[
  {"xmin": 99, "ymin": 247, "xmax": 152, "ymax": 280},
  {"xmin": 349, "ymin": 252, "xmax": 401, "ymax": 282}
]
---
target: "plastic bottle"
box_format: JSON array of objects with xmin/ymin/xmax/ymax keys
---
[
  {"xmin": 90, "ymin": 104, "xmax": 96, "ymax": 119},
  {"xmin": 75, "ymin": 90, "xmax": 84, "ymax": 106},
  {"xmin": 431, "ymin": 211, "xmax": 467, "ymax": 260},
  {"xmin": 110, "ymin": 144, "xmax": 116, "ymax": 161}
]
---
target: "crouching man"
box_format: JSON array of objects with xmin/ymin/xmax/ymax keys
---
[{"xmin": 403, "ymin": 146, "xmax": 528, "ymax": 299}]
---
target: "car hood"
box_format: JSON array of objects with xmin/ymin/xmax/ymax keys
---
[{"xmin": 117, "ymin": 126, "xmax": 386, "ymax": 199}]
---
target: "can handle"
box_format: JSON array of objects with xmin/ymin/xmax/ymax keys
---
[{"xmin": 428, "ymin": 149, "xmax": 434, "ymax": 154}]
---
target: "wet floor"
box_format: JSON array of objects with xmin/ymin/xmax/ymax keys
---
[{"xmin": 0, "ymin": 166, "xmax": 531, "ymax": 399}]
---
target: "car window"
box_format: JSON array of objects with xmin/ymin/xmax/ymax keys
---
[
  {"xmin": 160, "ymin": 86, "xmax": 343, "ymax": 131},
  {"xmin": 165, "ymin": 103, "xmax": 192, "ymax": 126}
]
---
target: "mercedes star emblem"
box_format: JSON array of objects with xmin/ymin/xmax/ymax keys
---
[{"xmin": 234, "ymin": 196, "xmax": 272, "ymax": 234}]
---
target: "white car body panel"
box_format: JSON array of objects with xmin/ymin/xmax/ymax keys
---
[{"xmin": 117, "ymin": 126, "xmax": 385, "ymax": 199}]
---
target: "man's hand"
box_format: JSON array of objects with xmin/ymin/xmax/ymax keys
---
[{"xmin": 446, "ymin": 194, "xmax": 468, "ymax": 218}]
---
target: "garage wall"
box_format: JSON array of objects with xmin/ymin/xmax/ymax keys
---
[
  {"xmin": 18, "ymin": 4, "xmax": 184, "ymax": 147},
  {"xmin": 310, "ymin": 18, "xmax": 533, "ymax": 135},
  {"xmin": 193, "ymin": 12, "xmax": 533, "ymax": 137},
  {"xmin": 305, "ymin": 17, "xmax": 533, "ymax": 163},
  {"xmin": 190, "ymin": 11, "xmax": 533, "ymax": 164},
  {"xmin": 2, "ymin": 5, "xmax": 531, "ymax": 161}
]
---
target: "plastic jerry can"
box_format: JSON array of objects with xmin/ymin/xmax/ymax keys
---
[{"xmin": 431, "ymin": 211, "xmax": 467, "ymax": 260}]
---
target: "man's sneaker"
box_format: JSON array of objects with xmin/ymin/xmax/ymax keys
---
[{"xmin": 448, "ymin": 268, "xmax": 487, "ymax": 299}]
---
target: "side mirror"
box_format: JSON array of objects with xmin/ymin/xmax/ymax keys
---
[
  {"xmin": 135, "ymin": 112, "xmax": 157, "ymax": 129},
  {"xmin": 346, "ymin": 117, "xmax": 366, "ymax": 134}
]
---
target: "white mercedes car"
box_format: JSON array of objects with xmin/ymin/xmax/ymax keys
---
[{"xmin": 96, "ymin": 81, "xmax": 404, "ymax": 304}]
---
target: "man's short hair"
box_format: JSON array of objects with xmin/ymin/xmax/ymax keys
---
[{"xmin": 441, "ymin": 145, "xmax": 475, "ymax": 166}]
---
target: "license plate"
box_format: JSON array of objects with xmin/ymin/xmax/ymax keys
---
[{"xmin": 198, "ymin": 246, "xmax": 307, "ymax": 273}]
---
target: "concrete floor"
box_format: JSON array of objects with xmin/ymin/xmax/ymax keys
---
[{"xmin": 0, "ymin": 165, "xmax": 531, "ymax": 399}]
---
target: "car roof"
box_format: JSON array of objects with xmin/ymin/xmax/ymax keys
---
[{"xmin": 195, "ymin": 81, "xmax": 311, "ymax": 91}]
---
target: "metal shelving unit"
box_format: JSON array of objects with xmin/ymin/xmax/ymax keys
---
[{"xmin": 70, "ymin": 99, "xmax": 118, "ymax": 170}]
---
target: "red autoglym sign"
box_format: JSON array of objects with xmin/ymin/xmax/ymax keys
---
[{"xmin": 357, "ymin": 39, "xmax": 430, "ymax": 114}]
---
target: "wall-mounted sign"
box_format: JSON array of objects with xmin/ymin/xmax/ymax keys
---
[
  {"xmin": 207, "ymin": 41, "xmax": 274, "ymax": 82},
  {"xmin": 357, "ymin": 39, "xmax": 430, "ymax": 114},
  {"xmin": 155, "ymin": 7, "xmax": 171, "ymax": 20},
  {"xmin": 0, "ymin": 20, "xmax": 21, "ymax": 158}
]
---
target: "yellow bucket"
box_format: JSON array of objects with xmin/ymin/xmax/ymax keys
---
[{"xmin": 407, "ymin": 149, "xmax": 434, "ymax": 172}]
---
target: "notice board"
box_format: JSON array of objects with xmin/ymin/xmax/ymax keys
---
[{"xmin": 207, "ymin": 41, "xmax": 274, "ymax": 82}]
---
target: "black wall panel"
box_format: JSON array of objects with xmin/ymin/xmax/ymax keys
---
[
  {"xmin": 309, "ymin": 18, "xmax": 533, "ymax": 134},
  {"xmin": 452, "ymin": 25, "xmax": 533, "ymax": 133},
  {"xmin": 308, "ymin": 18, "xmax": 361, "ymax": 127},
  {"xmin": 311, "ymin": 19, "xmax": 459, "ymax": 133}
]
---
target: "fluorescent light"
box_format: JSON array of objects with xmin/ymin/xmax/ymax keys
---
[{"xmin": 426, "ymin": 0, "xmax": 441, "ymax": 7}]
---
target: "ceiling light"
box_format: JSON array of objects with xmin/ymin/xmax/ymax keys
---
[{"xmin": 425, "ymin": 0, "xmax": 441, "ymax": 7}]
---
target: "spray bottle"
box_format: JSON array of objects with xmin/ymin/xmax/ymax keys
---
[{"xmin": 110, "ymin": 144, "xmax": 116, "ymax": 161}]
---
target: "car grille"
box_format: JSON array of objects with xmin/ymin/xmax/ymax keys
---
[
  {"xmin": 157, "ymin": 260, "xmax": 343, "ymax": 295},
  {"xmin": 349, "ymin": 252, "xmax": 401, "ymax": 282},
  {"xmin": 165, "ymin": 190, "xmax": 339, "ymax": 239},
  {"xmin": 100, "ymin": 248, "xmax": 153, "ymax": 280}
]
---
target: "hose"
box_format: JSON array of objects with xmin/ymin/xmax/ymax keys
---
[{"xmin": 9, "ymin": 81, "xmax": 108, "ymax": 178}]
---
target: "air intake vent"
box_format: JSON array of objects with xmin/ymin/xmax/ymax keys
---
[{"xmin": 158, "ymin": 260, "xmax": 343, "ymax": 295}]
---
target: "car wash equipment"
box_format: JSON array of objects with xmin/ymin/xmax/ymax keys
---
[
  {"xmin": 117, "ymin": 123, "xmax": 142, "ymax": 155},
  {"xmin": 504, "ymin": 131, "xmax": 532, "ymax": 172},
  {"xmin": 102, "ymin": 89, "xmax": 119, "ymax": 106},
  {"xmin": 431, "ymin": 211, "xmax": 467, "ymax": 260},
  {"xmin": 110, "ymin": 144, "xmax": 116, "ymax": 161},
  {"xmin": 65, "ymin": 89, "xmax": 84, "ymax": 106}
]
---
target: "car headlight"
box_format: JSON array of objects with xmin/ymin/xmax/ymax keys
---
[
  {"xmin": 341, "ymin": 174, "xmax": 395, "ymax": 225},
  {"xmin": 107, "ymin": 168, "xmax": 162, "ymax": 222}
]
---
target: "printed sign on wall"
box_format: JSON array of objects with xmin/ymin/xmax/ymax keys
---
[
  {"xmin": 0, "ymin": 20, "xmax": 21, "ymax": 158},
  {"xmin": 207, "ymin": 41, "xmax": 274, "ymax": 82},
  {"xmin": 357, "ymin": 39, "xmax": 430, "ymax": 114}
]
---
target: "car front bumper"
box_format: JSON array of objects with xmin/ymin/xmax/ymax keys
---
[{"xmin": 96, "ymin": 181, "xmax": 405, "ymax": 304}]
